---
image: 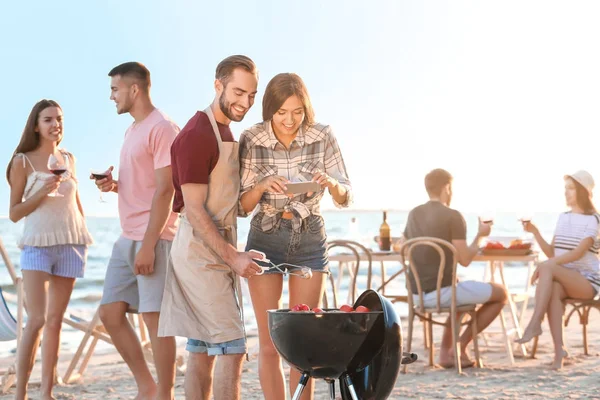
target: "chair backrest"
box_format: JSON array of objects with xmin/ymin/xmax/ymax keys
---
[
  {"xmin": 400, "ymin": 237, "xmax": 459, "ymax": 314},
  {"xmin": 327, "ymin": 240, "xmax": 373, "ymax": 304},
  {"xmin": 0, "ymin": 287, "xmax": 17, "ymax": 341}
]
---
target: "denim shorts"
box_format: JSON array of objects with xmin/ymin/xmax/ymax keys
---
[
  {"xmin": 20, "ymin": 245, "xmax": 87, "ymax": 278},
  {"xmin": 244, "ymin": 213, "xmax": 329, "ymax": 274},
  {"xmin": 186, "ymin": 337, "xmax": 247, "ymax": 356}
]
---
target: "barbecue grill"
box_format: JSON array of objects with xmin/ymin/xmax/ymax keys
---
[{"xmin": 268, "ymin": 289, "xmax": 415, "ymax": 400}]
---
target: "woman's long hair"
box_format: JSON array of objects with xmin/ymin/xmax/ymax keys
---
[
  {"xmin": 6, "ymin": 99, "xmax": 62, "ymax": 184},
  {"xmin": 571, "ymin": 178, "xmax": 597, "ymax": 215}
]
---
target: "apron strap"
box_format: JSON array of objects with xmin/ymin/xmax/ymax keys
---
[
  {"xmin": 204, "ymin": 106, "xmax": 224, "ymax": 153},
  {"xmin": 198, "ymin": 110, "xmax": 249, "ymax": 357}
]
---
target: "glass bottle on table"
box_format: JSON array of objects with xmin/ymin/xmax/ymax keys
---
[{"xmin": 379, "ymin": 211, "xmax": 391, "ymax": 251}]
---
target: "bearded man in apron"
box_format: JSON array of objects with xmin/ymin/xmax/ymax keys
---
[{"xmin": 158, "ymin": 55, "xmax": 262, "ymax": 400}]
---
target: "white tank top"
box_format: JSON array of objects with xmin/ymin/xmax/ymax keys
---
[{"xmin": 17, "ymin": 151, "xmax": 93, "ymax": 248}]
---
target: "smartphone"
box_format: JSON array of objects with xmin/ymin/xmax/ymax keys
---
[{"xmin": 284, "ymin": 181, "xmax": 321, "ymax": 194}]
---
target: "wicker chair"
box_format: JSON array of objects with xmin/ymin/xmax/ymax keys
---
[
  {"xmin": 324, "ymin": 240, "xmax": 373, "ymax": 308},
  {"xmin": 402, "ymin": 237, "xmax": 482, "ymax": 374},
  {"xmin": 530, "ymin": 297, "xmax": 600, "ymax": 357}
]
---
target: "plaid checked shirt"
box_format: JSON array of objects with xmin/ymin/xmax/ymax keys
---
[{"xmin": 239, "ymin": 121, "xmax": 353, "ymax": 232}]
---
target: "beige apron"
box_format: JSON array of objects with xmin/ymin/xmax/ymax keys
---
[{"xmin": 158, "ymin": 106, "xmax": 245, "ymax": 344}]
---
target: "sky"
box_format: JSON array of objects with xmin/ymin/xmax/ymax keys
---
[{"xmin": 1, "ymin": 0, "xmax": 600, "ymax": 217}]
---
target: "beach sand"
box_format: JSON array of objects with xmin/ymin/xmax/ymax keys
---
[{"xmin": 1, "ymin": 306, "xmax": 599, "ymax": 400}]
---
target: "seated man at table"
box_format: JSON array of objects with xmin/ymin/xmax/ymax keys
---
[{"xmin": 404, "ymin": 168, "xmax": 508, "ymax": 368}]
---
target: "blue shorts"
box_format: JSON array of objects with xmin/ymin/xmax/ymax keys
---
[
  {"xmin": 186, "ymin": 337, "xmax": 247, "ymax": 356},
  {"xmin": 245, "ymin": 213, "xmax": 329, "ymax": 275},
  {"xmin": 20, "ymin": 245, "xmax": 87, "ymax": 278}
]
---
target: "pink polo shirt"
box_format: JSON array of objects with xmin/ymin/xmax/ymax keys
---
[{"xmin": 118, "ymin": 108, "xmax": 180, "ymax": 241}]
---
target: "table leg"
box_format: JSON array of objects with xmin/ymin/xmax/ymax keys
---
[
  {"xmin": 337, "ymin": 262, "xmax": 345, "ymax": 298},
  {"xmin": 498, "ymin": 262, "xmax": 528, "ymax": 357},
  {"xmin": 498, "ymin": 307, "xmax": 515, "ymax": 365},
  {"xmin": 518, "ymin": 260, "xmax": 535, "ymax": 329},
  {"xmin": 346, "ymin": 261, "xmax": 356, "ymax": 304},
  {"xmin": 487, "ymin": 261, "xmax": 516, "ymax": 364},
  {"xmin": 479, "ymin": 261, "xmax": 493, "ymax": 348}
]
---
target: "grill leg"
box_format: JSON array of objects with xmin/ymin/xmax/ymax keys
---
[
  {"xmin": 291, "ymin": 373, "xmax": 310, "ymax": 400},
  {"xmin": 343, "ymin": 374, "xmax": 360, "ymax": 400},
  {"xmin": 327, "ymin": 379, "xmax": 336, "ymax": 400}
]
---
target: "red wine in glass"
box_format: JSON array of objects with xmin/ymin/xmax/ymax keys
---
[
  {"xmin": 519, "ymin": 214, "xmax": 532, "ymax": 223},
  {"xmin": 91, "ymin": 169, "xmax": 110, "ymax": 203},
  {"xmin": 47, "ymin": 153, "xmax": 68, "ymax": 197},
  {"xmin": 51, "ymin": 169, "xmax": 67, "ymax": 176}
]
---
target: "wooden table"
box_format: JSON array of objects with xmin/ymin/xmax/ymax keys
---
[
  {"xmin": 329, "ymin": 248, "xmax": 538, "ymax": 365},
  {"xmin": 473, "ymin": 252, "xmax": 538, "ymax": 364}
]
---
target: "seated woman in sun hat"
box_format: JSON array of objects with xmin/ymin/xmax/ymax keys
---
[{"xmin": 515, "ymin": 170, "xmax": 600, "ymax": 369}]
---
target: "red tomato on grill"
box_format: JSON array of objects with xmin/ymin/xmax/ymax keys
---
[
  {"xmin": 291, "ymin": 303, "xmax": 310, "ymax": 312},
  {"xmin": 339, "ymin": 304, "xmax": 354, "ymax": 313}
]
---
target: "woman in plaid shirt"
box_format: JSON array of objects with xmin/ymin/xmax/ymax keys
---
[{"xmin": 239, "ymin": 73, "xmax": 352, "ymax": 399}]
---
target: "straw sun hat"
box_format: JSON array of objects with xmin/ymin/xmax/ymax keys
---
[{"xmin": 564, "ymin": 170, "xmax": 595, "ymax": 197}]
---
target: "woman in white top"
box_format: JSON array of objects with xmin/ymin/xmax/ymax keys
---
[
  {"xmin": 516, "ymin": 170, "xmax": 600, "ymax": 369},
  {"xmin": 6, "ymin": 99, "xmax": 93, "ymax": 399}
]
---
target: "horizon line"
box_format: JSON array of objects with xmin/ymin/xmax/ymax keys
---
[{"xmin": 0, "ymin": 208, "xmax": 567, "ymax": 219}]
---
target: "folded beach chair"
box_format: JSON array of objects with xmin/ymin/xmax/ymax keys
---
[
  {"xmin": 62, "ymin": 307, "xmax": 155, "ymax": 383},
  {"xmin": 0, "ymin": 236, "xmax": 24, "ymax": 394},
  {"xmin": 63, "ymin": 308, "xmax": 187, "ymax": 383},
  {"xmin": 0, "ymin": 279, "xmax": 24, "ymax": 394},
  {"xmin": 0, "ymin": 235, "xmax": 174, "ymax": 386}
]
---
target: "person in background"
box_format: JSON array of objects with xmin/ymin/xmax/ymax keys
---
[
  {"xmin": 403, "ymin": 168, "xmax": 508, "ymax": 368},
  {"xmin": 516, "ymin": 170, "xmax": 600, "ymax": 370},
  {"xmin": 239, "ymin": 73, "xmax": 353, "ymax": 400},
  {"xmin": 7, "ymin": 99, "xmax": 93, "ymax": 399},
  {"xmin": 93, "ymin": 62, "xmax": 179, "ymax": 399}
]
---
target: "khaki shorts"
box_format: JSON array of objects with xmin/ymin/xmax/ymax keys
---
[
  {"xmin": 413, "ymin": 281, "xmax": 493, "ymax": 309},
  {"xmin": 100, "ymin": 236, "xmax": 171, "ymax": 313}
]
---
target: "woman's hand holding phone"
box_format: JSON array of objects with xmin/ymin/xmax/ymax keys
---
[{"xmin": 259, "ymin": 175, "xmax": 289, "ymax": 194}]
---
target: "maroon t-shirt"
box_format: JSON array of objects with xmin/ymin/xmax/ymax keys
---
[{"xmin": 171, "ymin": 111, "xmax": 234, "ymax": 213}]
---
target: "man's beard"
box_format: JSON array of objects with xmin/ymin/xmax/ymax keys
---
[
  {"xmin": 219, "ymin": 92, "xmax": 244, "ymax": 122},
  {"xmin": 117, "ymin": 98, "xmax": 132, "ymax": 115}
]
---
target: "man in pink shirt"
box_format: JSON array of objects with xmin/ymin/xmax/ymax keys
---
[{"xmin": 93, "ymin": 62, "xmax": 179, "ymax": 400}]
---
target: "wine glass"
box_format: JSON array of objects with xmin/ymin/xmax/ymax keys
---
[
  {"xmin": 479, "ymin": 212, "xmax": 495, "ymax": 225},
  {"xmin": 519, "ymin": 213, "xmax": 534, "ymax": 239},
  {"xmin": 91, "ymin": 169, "xmax": 110, "ymax": 203},
  {"xmin": 47, "ymin": 153, "xmax": 69, "ymax": 197},
  {"xmin": 519, "ymin": 213, "xmax": 533, "ymax": 224}
]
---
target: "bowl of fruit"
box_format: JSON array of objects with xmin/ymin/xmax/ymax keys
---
[{"xmin": 481, "ymin": 238, "xmax": 533, "ymax": 256}]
